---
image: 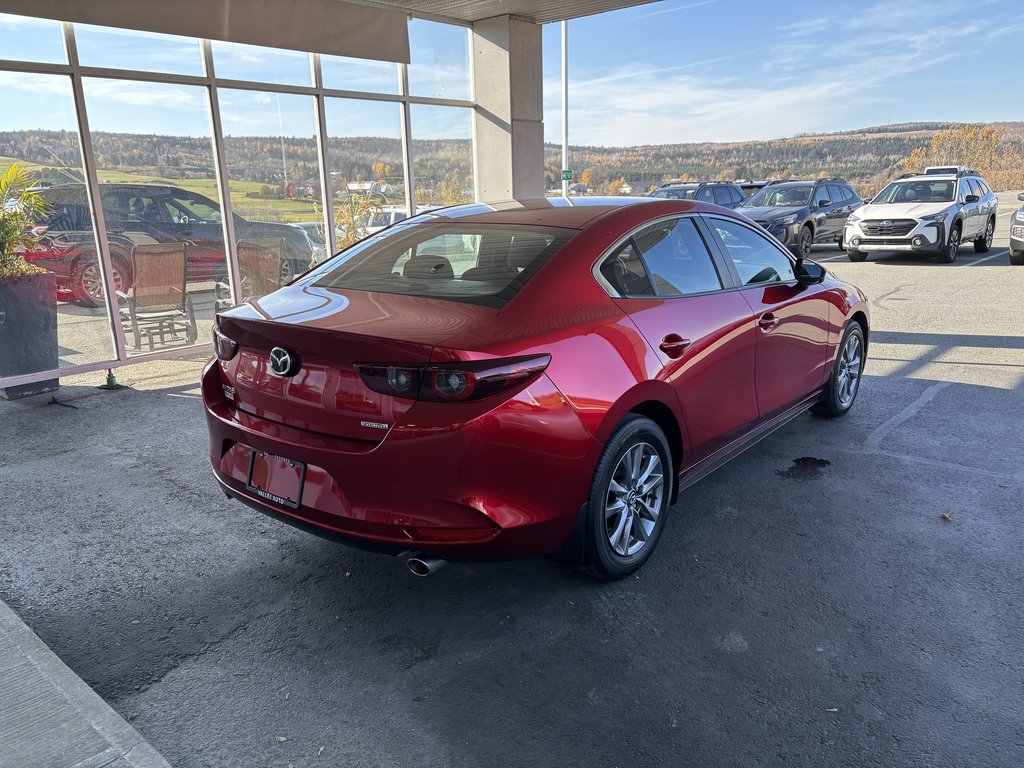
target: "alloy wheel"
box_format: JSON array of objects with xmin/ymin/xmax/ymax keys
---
[
  {"xmin": 605, "ymin": 442, "xmax": 665, "ymax": 557},
  {"xmin": 81, "ymin": 262, "xmax": 126, "ymax": 302},
  {"xmin": 947, "ymin": 228, "xmax": 960, "ymax": 261},
  {"xmin": 984, "ymin": 220, "xmax": 994, "ymax": 248},
  {"xmin": 836, "ymin": 332, "xmax": 863, "ymax": 408},
  {"xmin": 799, "ymin": 228, "xmax": 812, "ymax": 258}
]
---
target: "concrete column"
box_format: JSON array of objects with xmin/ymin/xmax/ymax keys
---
[{"xmin": 471, "ymin": 15, "xmax": 544, "ymax": 201}]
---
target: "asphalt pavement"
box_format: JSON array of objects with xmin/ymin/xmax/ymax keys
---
[{"xmin": 0, "ymin": 230, "xmax": 1022, "ymax": 767}]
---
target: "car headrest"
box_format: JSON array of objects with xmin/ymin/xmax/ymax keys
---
[{"xmin": 404, "ymin": 254, "xmax": 454, "ymax": 279}]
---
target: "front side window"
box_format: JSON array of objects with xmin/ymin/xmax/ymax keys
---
[
  {"xmin": 812, "ymin": 186, "xmax": 831, "ymax": 207},
  {"xmin": 695, "ymin": 186, "xmax": 715, "ymax": 203},
  {"xmin": 710, "ymin": 218, "xmax": 795, "ymax": 286},
  {"xmin": 633, "ymin": 218, "xmax": 722, "ymax": 296},
  {"xmin": 313, "ymin": 224, "xmax": 573, "ymax": 308}
]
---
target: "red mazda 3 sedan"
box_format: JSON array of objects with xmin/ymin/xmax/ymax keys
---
[{"xmin": 203, "ymin": 197, "xmax": 868, "ymax": 579}]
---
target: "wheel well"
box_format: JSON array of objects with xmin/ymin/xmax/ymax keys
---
[
  {"xmin": 628, "ymin": 400, "xmax": 683, "ymax": 481},
  {"xmin": 850, "ymin": 310, "xmax": 869, "ymax": 350}
]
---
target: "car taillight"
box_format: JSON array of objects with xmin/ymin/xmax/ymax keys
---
[
  {"xmin": 356, "ymin": 355, "xmax": 550, "ymax": 403},
  {"xmin": 213, "ymin": 326, "xmax": 238, "ymax": 361}
]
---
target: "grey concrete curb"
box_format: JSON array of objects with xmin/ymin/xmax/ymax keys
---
[{"xmin": 0, "ymin": 598, "xmax": 172, "ymax": 768}]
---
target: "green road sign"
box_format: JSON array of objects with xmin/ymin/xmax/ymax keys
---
[{"xmin": 561, "ymin": 170, "xmax": 572, "ymax": 181}]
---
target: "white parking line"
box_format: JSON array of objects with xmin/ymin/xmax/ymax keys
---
[{"xmin": 962, "ymin": 252, "xmax": 1006, "ymax": 267}]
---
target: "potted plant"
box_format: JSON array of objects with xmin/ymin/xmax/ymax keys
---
[{"xmin": 0, "ymin": 163, "xmax": 59, "ymax": 399}]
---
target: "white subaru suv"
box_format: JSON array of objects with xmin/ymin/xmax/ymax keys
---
[{"xmin": 843, "ymin": 167, "xmax": 998, "ymax": 263}]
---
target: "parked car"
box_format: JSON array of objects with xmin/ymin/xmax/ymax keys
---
[
  {"xmin": 648, "ymin": 181, "xmax": 746, "ymax": 208},
  {"xmin": 289, "ymin": 221, "xmax": 334, "ymax": 263},
  {"xmin": 738, "ymin": 178, "xmax": 863, "ymax": 258},
  {"xmin": 203, "ymin": 196, "xmax": 869, "ymax": 579},
  {"xmin": 1009, "ymin": 191, "xmax": 1024, "ymax": 266},
  {"xmin": 21, "ymin": 183, "xmax": 316, "ymax": 305},
  {"xmin": 843, "ymin": 168, "xmax": 998, "ymax": 263}
]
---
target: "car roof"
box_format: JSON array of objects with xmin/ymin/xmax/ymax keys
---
[
  {"xmin": 403, "ymin": 197, "xmax": 712, "ymax": 229},
  {"xmin": 897, "ymin": 174, "xmax": 957, "ymax": 182}
]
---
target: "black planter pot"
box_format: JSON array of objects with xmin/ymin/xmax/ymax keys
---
[{"xmin": 0, "ymin": 271, "xmax": 59, "ymax": 399}]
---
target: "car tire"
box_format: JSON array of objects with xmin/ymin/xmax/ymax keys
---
[
  {"xmin": 812, "ymin": 321, "xmax": 865, "ymax": 418},
  {"xmin": 72, "ymin": 257, "xmax": 130, "ymax": 307},
  {"xmin": 938, "ymin": 223, "xmax": 960, "ymax": 263},
  {"xmin": 796, "ymin": 225, "xmax": 813, "ymax": 259},
  {"xmin": 847, "ymin": 249, "xmax": 867, "ymax": 262},
  {"xmin": 1010, "ymin": 249, "xmax": 1024, "ymax": 266},
  {"xmin": 973, "ymin": 217, "xmax": 994, "ymax": 253},
  {"xmin": 583, "ymin": 415, "xmax": 672, "ymax": 581}
]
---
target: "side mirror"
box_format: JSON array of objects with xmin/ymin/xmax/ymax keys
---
[
  {"xmin": 1017, "ymin": 192, "xmax": 1024, "ymax": 202},
  {"xmin": 964, "ymin": 194, "xmax": 980, "ymax": 203},
  {"xmin": 817, "ymin": 199, "xmax": 831, "ymax": 208},
  {"xmin": 796, "ymin": 258, "xmax": 826, "ymax": 285}
]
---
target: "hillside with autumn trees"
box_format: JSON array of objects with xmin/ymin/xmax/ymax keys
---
[
  {"xmin": 1, "ymin": 121, "xmax": 1021, "ymax": 200},
  {"xmin": 546, "ymin": 122, "xmax": 1024, "ymax": 194}
]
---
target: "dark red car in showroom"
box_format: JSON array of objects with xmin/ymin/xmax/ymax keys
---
[{"xmin": 203, "ymin": 197, "xmax": 869, "ymax": 579}]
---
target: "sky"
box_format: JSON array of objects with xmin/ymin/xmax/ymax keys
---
[
  {"xmin": 1, "ymin": 1, "xmax": 1022, "ymax": 147},
  {"xmin": 545, "ymin": 0, "xmax": 1024, "ymax": 145}
]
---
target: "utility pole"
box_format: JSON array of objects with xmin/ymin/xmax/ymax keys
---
[{"xmin": 561, "ymin": 20, "xmax": 569, "ymax": 197}]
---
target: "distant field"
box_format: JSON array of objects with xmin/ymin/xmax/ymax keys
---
[{"xmin": 1, "ymin": 156, "xmax": 322, "ymax": 224}]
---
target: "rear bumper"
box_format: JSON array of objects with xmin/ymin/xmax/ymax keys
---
[{"xmin": 202, "ymin": 359, "xmax": 601, "ymax": 561}]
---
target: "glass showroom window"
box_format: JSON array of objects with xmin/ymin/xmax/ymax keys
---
[
  {"xmin": 321, "ymin": 54, "xmax": 399, "ymax": 95},
  {"xmin": 408, "ymin": 19, "xmax": 470, "ymax": 100},
  {"xmin": 82, "ymin": 79, "xmax": 226, "ymax": 355},
  {"xmin": 325, "ymin": 98, "xmax": 405, "ymax": 250},
  {"xmin": 73, "ymin": 24, "xmax": 203, "ymax": 76},
  {"xmin": 411, "ymin": 105, "xmax": 474, "ymax": 208},
  {"xmin": 0, "ymin": 71, "xmax": 118, "ymax": 382},
  {"xmin": 0, "ymin": 13, "xmax": 66, "ymax": 64},
  {"xmin": 211, "ymin": 41, "xmax": 312, "ymax": 87},
  {"xmin": 216, "ymin": 88, "xmax": 324, "ymax": 286}
]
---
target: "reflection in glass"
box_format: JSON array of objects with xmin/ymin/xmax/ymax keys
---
[
  {"xmin": 0, "ymin": 14, "xmax": 65, "ymax": 64},
  {"xmin": 411, "ymin": 105, "xmax": 473, "ymax": 208},
  {"xmin": 217, "ymin": 89, "xmax": 323, "ymax": 276},
  {"xmin": 73, "ymin": 25, "xmax": 203, "ymax": 76},
  {"xmin": 211, "ymin": 41, "xmax": 312, "ymax": 86},
  {"xmin": 0, "ymin": 73, "xmax": 116, "ymax": 380},
  {"xmin": 321, "ymin": 55, "xmax": 399, "ymax": 95},
  {"xmin": 408, "ymin": 19, "xmax": 470, "ymax": 100},
  {"xmin": 82, "ymin": 79, "xmax": 226, "ymax": 354},
  {"xmin": 324, "ymin": 99, "xmax": 404, "ymax": 250}
]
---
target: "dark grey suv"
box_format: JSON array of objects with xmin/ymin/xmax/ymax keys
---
[
  {"xmin": 648, "ymin": 181, "xmax": 746, "ymax": 209},
  {"xmin": 737, "ymin": 178, "xmax": 863, "ymax": 258}
]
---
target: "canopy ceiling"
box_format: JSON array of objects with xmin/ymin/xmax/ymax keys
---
[{"xmin": 352, "ymin": 0, "xmax": 659, "ymax": 23}]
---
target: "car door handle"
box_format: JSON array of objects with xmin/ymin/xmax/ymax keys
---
[
  {"xmin": 659, "ymin": 334, "xmax": 692, "ymax": 358},
  {"xmin": 758, "ymin": 313, "xmax": 779, "ymax": 332}
]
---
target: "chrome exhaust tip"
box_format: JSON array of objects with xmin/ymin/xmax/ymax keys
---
[{"xmin": 406, "ymin": 554, "xmax": 447, "ymax": 577}]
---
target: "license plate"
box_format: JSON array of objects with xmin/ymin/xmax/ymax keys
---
[{"xmin": 246, "ymin": 449, "xmax": 305, "ymax": 510}]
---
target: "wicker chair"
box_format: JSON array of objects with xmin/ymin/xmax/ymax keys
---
[
  {"xmin": 118, "ymin": 243, "xmax": 197, "ymax": 351},
  {"xmin": 214, "ymin": 238, "xmax": 286, "ymax": 312}
]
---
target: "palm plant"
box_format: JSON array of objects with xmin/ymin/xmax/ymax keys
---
[{"xmin": 0, "ymin": 163, "xmax": 51, "ymax": 284}]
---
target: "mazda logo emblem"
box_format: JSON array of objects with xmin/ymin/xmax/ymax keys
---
[
  {"xmin": 269, "ymin": 346, "xmax": 299, "ymax": 377},
  {"xmin": 881, "ymin": 220, "xmax": 893, "ymax": 227}
]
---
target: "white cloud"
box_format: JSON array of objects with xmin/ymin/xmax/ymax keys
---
[{"xmin": 552, "ymin": 0, "xmax": 1007, "ymax": 145}]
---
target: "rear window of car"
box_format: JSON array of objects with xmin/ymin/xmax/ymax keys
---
[{"xmin": 311, "ymin": 223, "xmax": 575, "ymax": 308}]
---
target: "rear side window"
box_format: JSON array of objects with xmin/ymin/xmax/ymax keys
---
[
  {"xmin": 632, "ymin": 218, "xmax": 722, "ymax": 296},
  {"xmin": 312, "ymin": 223, "xmax": 574, "ymax": 308},
  {"xmin": 709, "ymin": 218, "xmax": 795, "ymax": 286},
  {"xmin": 600, "ymin": 241, "xmax": 655, "ymax": 297},
  {"xmin": 695, "ymin": 186, "xmax": 715, "ymax": 203}
]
